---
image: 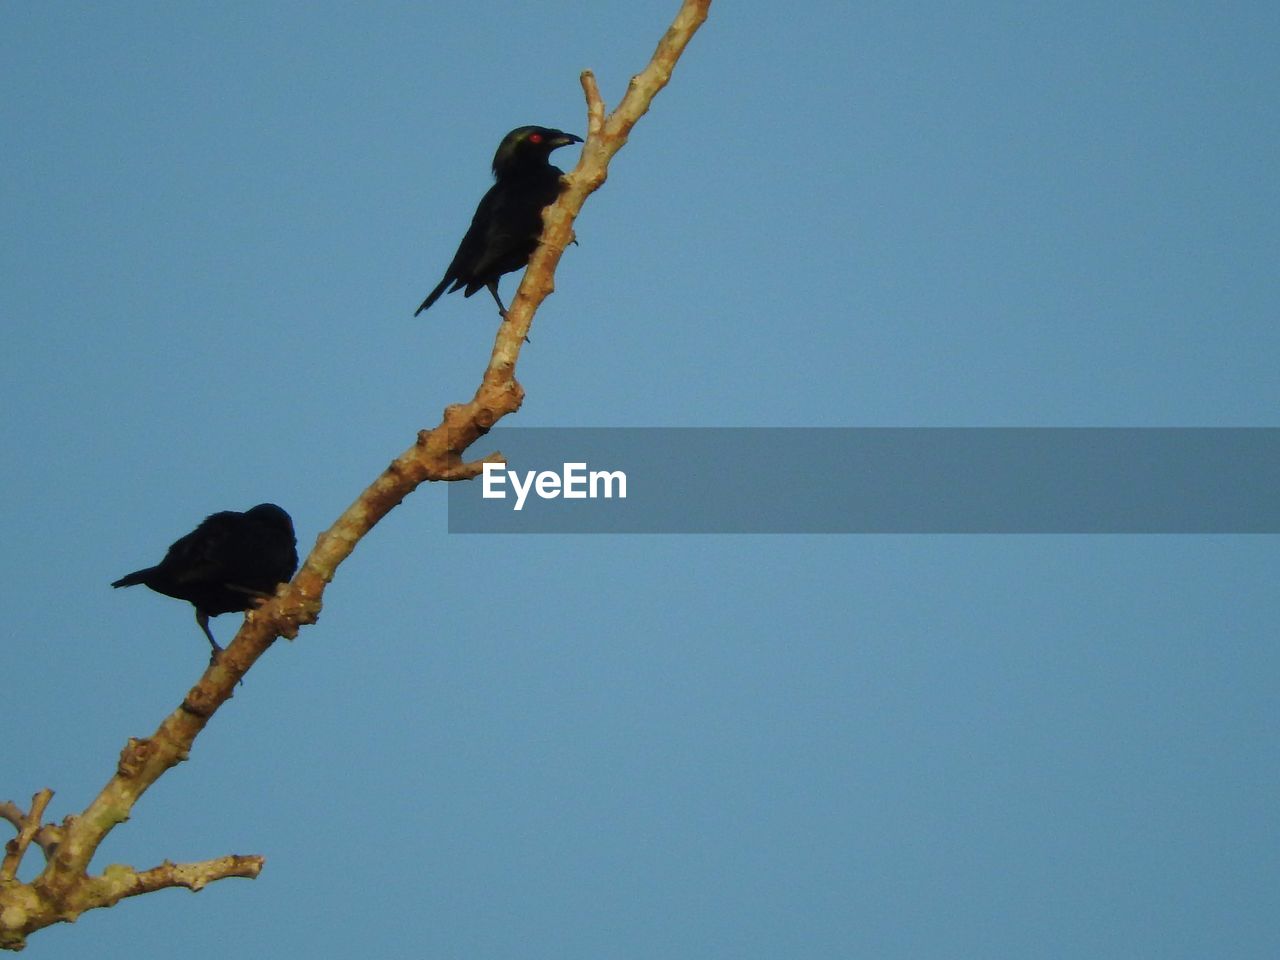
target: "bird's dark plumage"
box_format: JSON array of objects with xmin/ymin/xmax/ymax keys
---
[
  {"xmin": 415, "ymin": 125, "xmax": 583, "ymax": 318},
  {"xmin": 112, "ymin": 503, "xmax": 299, "ymax": 655}
]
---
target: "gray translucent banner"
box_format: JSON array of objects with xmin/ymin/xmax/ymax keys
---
[{"xmin": 445, "ymin": 428, "xmax": 1280, "ymax": 533}]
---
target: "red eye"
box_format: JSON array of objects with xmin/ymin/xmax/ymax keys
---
[{"xmin": 528, "ymin": 132, "xmax": 543, "ymax": 144}]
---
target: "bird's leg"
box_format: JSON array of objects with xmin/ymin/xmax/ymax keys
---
[
  {"xmin": 486, "ymin": 281, "xmax": 508, "ymax": 318},
  {"xmin": 199, "ymin": 607, "xmax": 246, "ymax": 686},
  {"xmin": 196, "ymin": 611, "xmax": 222, "ymax": 664},
  {"xmin": 487, "ymin": 281, "xmax": 532, "ymax": 342}
]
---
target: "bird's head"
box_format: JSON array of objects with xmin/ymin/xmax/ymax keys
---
[
  {"xmin": 492, "ymin": 126, "xmax": 583, "ymax": 178},
  {"xmin": 245, "ymin": 503, "xmax": 295, "ymax": 536}
]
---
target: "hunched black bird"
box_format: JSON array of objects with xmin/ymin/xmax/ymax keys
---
[
  {"xmin": 112, "ymin": 503, "xmax": 299, "ymax": 656},
  {"xmin": 415, "ymin": 125, "xmax": 583, "ymax": 318}
]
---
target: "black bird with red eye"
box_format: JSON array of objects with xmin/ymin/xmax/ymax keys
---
[{"xmin": 415, "ymin": 125, "xmax": 583, "ymax": 318}]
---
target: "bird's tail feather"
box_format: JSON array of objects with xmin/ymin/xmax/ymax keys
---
[
  {"xmin": 415, "ymin": 276, "xmax": 453, "ymax": 316},
  {"xmin": 111, "ymin": 568, "xmax": 153, "ymax": 589}
]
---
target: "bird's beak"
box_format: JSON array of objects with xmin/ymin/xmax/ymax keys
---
[{"xmin": 553, "ymin": 133, "xmax": 584, "ymax": 147}]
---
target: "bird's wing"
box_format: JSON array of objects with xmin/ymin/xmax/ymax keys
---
[
  {"xmin": 158, "ymin": 512, "xmax": 242, "ymax": 586},
  {"xmin": 447, "ymin": 182, "xmax": 505, "ymax": 285},
  {"xmin": 416, "ymin": 183, "xmax": 502, "ymax": 314},
  {"xmin": 466, "ymin": 179, "xmax": 551, "ymax": 287}
]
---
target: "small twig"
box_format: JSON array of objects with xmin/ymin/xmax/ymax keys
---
[
  {"xmin": 91, "ymin": 855, "xmax": 265, "ymax": 904},
  {"xmin": 2, "ymin": 801, "xmax": 61, "ymax": 865},
  {"xmin": 0, "ymin": 802, "xmax": 23, "ymax": 833},
  {"xmin": 1, "ymin": 790, "xmax": 53, "ymax": 881}
]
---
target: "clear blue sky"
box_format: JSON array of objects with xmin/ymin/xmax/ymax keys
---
[{"xmin": 3, "ymin": 2, "xmax": 1278, "ymax": 958}]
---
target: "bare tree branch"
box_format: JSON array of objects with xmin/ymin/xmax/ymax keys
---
[
  {"xmin": 0, "ymin": 0, "xmax": 711, "ymax": 950},
  {"xmin": 93, "ymin": 855, "xmax": 265, "ymax": 901}
]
